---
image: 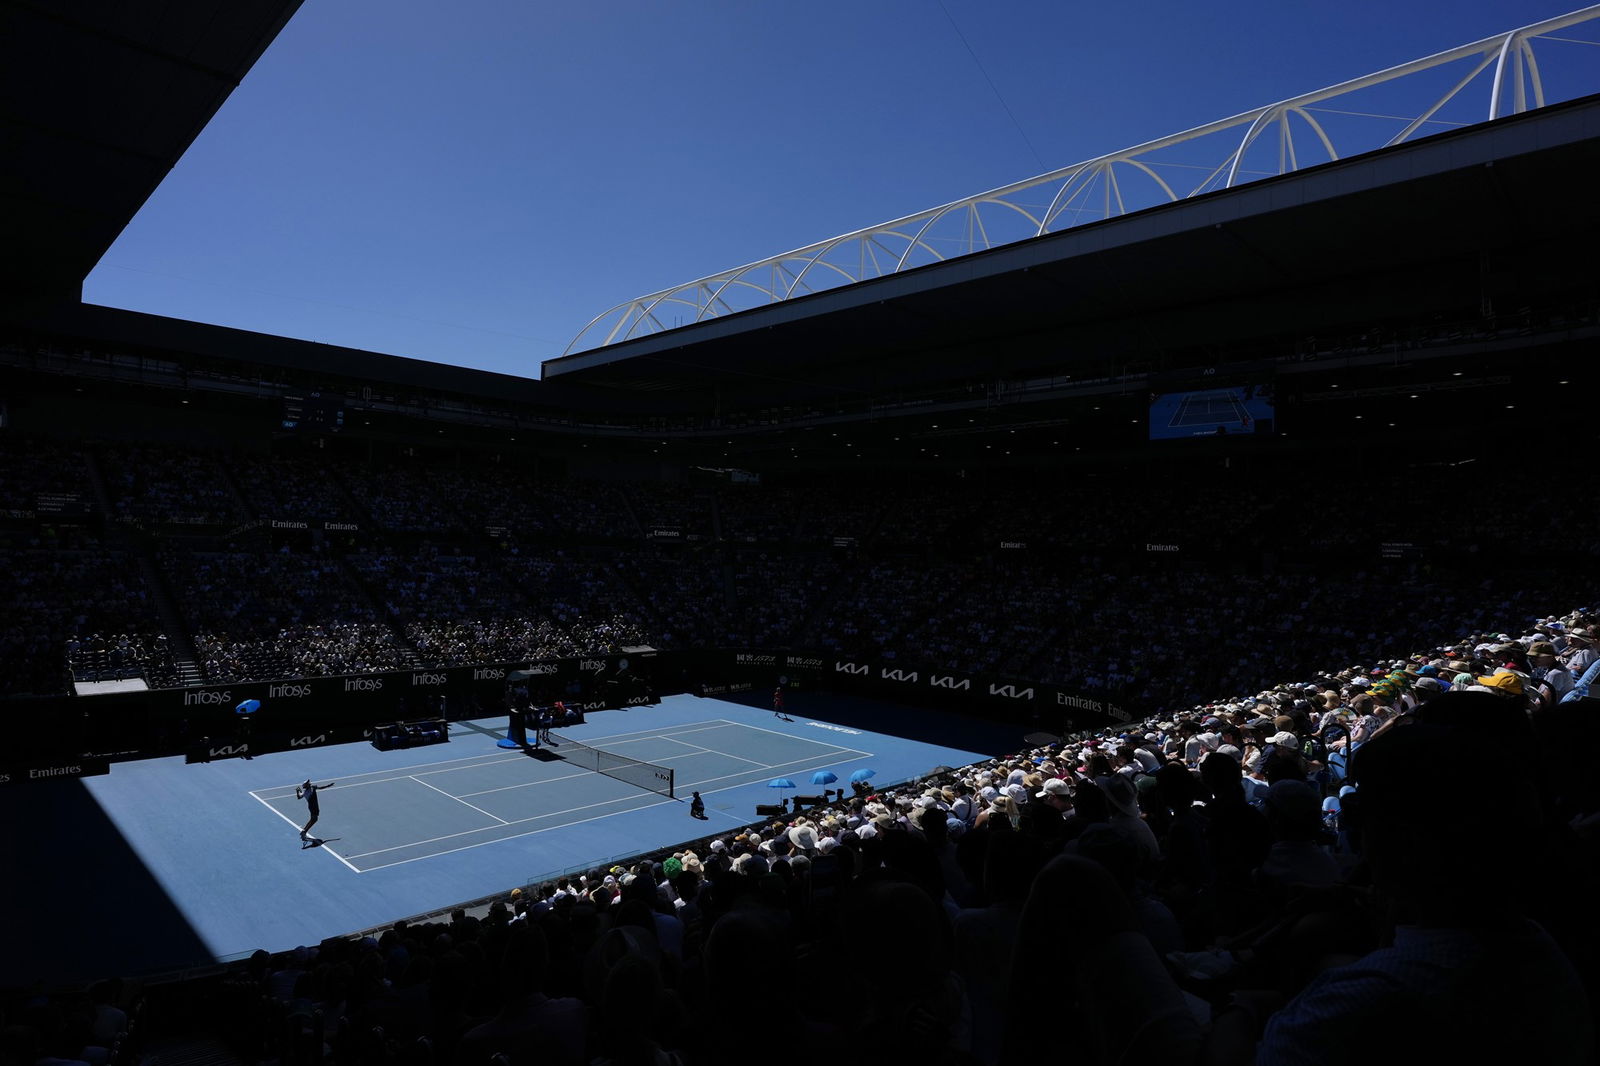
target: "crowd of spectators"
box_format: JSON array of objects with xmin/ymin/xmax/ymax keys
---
[
  {"xmin": 430, "ymin": 470, "xmax": 639, "ymax": 542},
  {"xmin": 627, "ymin": 483, "xmax": 715, "ymax": 541},
  {"xmin": 164, "ymin": 550, "xmax": 415, "ymax": 682},
  {"xmin": 8, "ymin": 443, "xmax": 1597, "ymax": 706},
  {"xmin": 728, "ymin": 551, "xmax": 837, "ymax": 648},
  {"xmin": 0, "ymin": 436, "xmax": 91, "ymax": 515},
  {"xmin": 230, "ymin": 453, "xmax": 357, "ymax": 524},
  {"xmin": 0, "ymin": 540, "xmax": 169, "ymax": 695},
  {"xmin": 717, "ymin": 484, "xmax": 877, "ymax": 545},
  {"xmin": 99, "ymin": 443, "xmax": 241, "ymax": 527},
  {"xmin": 340, "ymin": 465, "xmax": 464, "ymax": 535},
  {"xmin": 610, "ymin": 547, "xmax": 728, "ymax": 649},
  {"xmin": 353, "ymin": 547, "xmax": 644, "ymax": 666},
  {"xmin": 810, "ymin": 558, "xmax": 966, "ymax": 661}
]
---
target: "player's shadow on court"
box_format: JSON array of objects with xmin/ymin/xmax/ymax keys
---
[
  {"xmin": 524, "ymin": 747, "xmax": 563, "ymax": 762},
  {"xmin": 301, "ymin": 837, "xmax": 339, "ymax": 850}
]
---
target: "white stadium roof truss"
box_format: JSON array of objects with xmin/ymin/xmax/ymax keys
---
[{"xmin": 566, "ymin": 7, "xmax": 1600, "ymax": 355}]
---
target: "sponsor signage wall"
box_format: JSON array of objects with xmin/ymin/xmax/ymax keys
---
[
  {"xmin": 718, "ymin": 649, "xmax": 1130, "ymax": 730},
  {"xmin": 814, "ymin": 655, "xmax": 1128, "ymax": 730},
  {"xmin": 0, "ymin": 756, "xmax": 110, "ymax": 786},
  {"xmin": 269, "ymin": 519, "xmax": 361, "ymax": 532}
]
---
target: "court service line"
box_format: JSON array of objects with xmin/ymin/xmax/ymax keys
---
[
  {"xmin": 452, "ymin": 765, "xmax": 619, "ymax": 799},
  {"xmin": 713, "ymin": 718, "xmax": 876, "ymax": 758},
  {"xmin": 653, "ymin": 735, "xmax": 769, "ymax": 767},
  {"xmin": 553, "ymin": 721, "xmax": 736, "ymax": 746},
  {"xmin": 248, "ymin": 790, "xmax": 360, "ymax": 873},
  {"xmin": 344, "ymin": 745, "xmax": 872, "ymax": 864},
  {"xmin": 251, "ymin": 751, "xmax": 533, "ymax": 798},
  {"xmin": 352, "ymin": 749, "xmax": 879, "ymax": 873},
  {"xmin": 411, "ymin": 775, "xmax": 509, "ymax": 825}
]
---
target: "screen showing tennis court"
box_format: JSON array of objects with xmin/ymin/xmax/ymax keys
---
[{"xmin": 1149, "ymin": 385, "xmax": 1274, "ymax": 441}]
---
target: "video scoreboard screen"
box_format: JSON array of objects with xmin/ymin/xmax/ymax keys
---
[
  {"xmin": 1148, "ymin": 384, "xmax": 1274, "ymax": 441},
  {"xmin": 281, "ymin": 393, "xmax": 345, "ymax": 432}
]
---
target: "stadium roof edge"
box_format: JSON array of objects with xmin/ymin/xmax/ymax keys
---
[
  {"xmin": 0, "ymin": 0, "xmax": 307, "ymax": 304},
  {"xmin": 12, "ymin": 302, "xmax": 554, "ymax": 402},
  {"xmin": 539, "ymin": 92, "xmax": 1600, "ymax": 399}
]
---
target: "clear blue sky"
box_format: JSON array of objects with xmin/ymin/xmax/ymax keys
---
[{"xmin": 82, "ymin": 0, "xmax": 1583, "ymax": 379}]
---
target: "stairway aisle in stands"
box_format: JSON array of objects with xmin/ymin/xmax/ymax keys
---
[
  {"xmin": 81, "ymin": 441, "xmax": 117, "ymax": 519},
  {"xmin": 133, "ymin": 552, "xmax": 206, "ymax": 686},
  {"xmin": 615, "ymin": 483, "xmax": 645, "ymax": 538},
  {"xmin": 793, "ymin": 553, "xmax": 857, "ymax": 648},
  {"xmin": 332, "ymin": 552, "xmax": 424, "ymax": 669},
  {"xmin": 213, "ymin": 458, "xmax": 255, "ymax": 521}
]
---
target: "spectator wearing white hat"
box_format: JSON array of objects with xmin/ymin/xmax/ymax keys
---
[{"xmin": 1561, "ymin": 629, "xmax": 1597, "ymax": 676}]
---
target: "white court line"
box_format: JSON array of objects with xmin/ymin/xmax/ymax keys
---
[
  {"xmin": 344, "ymin": 744, "xmax": 869, "ymax": 866},
  {"xmin": 653, "ymin": 735, "xmax": 770, "ymax": 766},
  {"xmin": 713, "ymin": 718, "xmax": 875, "ymax": 758},
  {"xmin": 352, "ymin": 748, "xmax": 877, "ymax": 872},
  {"xmin": 550, "ymin": 721, "xmax": 736, "ymax": 746},
  {"xmin": 250, "ymin": 751, "xmax": 532, "ymax": 799},
  {"xmin": 453, "ymin": 766, "xmax": 602, "ymax": 798},
  {"xmin": 411, "ymin": 775, "xmax": 508, "ymax": 825},
  {"xmin": 248, "ymin": 790, "xmax": 360, "ymax": 873}
]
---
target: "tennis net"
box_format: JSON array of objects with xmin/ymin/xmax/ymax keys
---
[{"xmin": 549, "ymin": 732, "xmax": 675, "ymax": 798}]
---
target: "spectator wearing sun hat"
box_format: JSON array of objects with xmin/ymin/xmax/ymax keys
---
[
  {"xmin": 1561, "ymin": 629, "xmax": 1598, "ymax": 676},
  {"xmin": 1528, "ymin": 641, "xmax": 1575, "ymax": 702},
  {"xmin": 788, "ymin": 822, "xmax": 819, "ymax": 855}
]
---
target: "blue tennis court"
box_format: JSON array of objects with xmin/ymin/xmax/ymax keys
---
[{"xmin": 3, "ymin": 692, "xmax": 997, "ymax": 984}]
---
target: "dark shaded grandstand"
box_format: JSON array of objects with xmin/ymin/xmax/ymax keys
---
[{"xmin": 3, "ymin": 4, "xmax": 1599, "ymax": 1065}]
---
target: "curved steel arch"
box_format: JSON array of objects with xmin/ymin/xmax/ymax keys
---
[{"xmin": 566, "ymin": 6, "xmax": 1600, "ymax": 355}]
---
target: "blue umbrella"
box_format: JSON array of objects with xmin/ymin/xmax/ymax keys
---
[
  {"xmin": 848, "ymin": 768, "xmax": 877, "ymax": 783},
  {"xmin": 767, "ymin": 778, "xmax": 797, "ymax": 790},
  {"xmin": 810, "ymin": 770, "xmax": 838, "ymax": 785},
  {"xmin": 235, "ymin": 699, "xmax": 261, "ymax": 714}
]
